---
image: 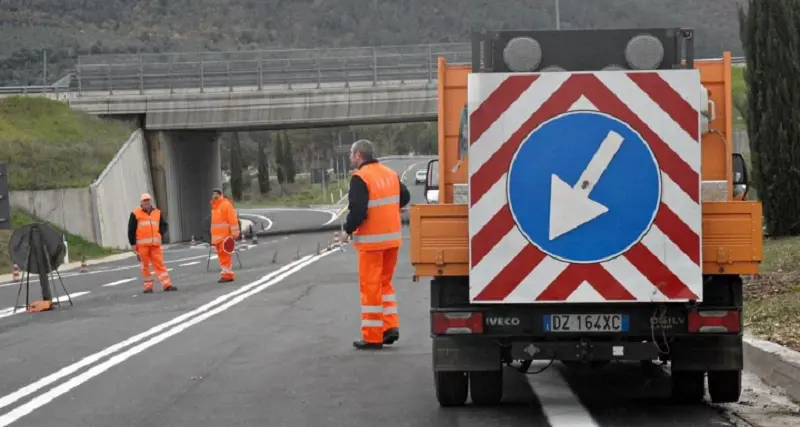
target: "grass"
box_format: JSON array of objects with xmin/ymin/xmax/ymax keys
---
[
  {"xmin": 731, "ymin": 66, "xmax": 746, "ymax": 128},
  {"xmin": 237, "ymin": 178, "xmax": 350, "ymax": 208},
  {"xmin": 0, "ymin": 96, "xmax": 135, "ymax": 190},
  {"xmin": 744, "ymin": 236, "xmax": 800, "ymax": 352},
  {"xmin": 0, "ymin": 210, "xmax": 119, "ymax": 275}
]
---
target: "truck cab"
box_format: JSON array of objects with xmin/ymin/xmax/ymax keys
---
[{"xmin": 410, "ymin": 28, "xmax": 763, "ymax": 407}]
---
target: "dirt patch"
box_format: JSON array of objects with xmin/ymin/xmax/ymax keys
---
[{"xmin": 744, "ymin": 236, "xmax": 800, "ymax": 352}]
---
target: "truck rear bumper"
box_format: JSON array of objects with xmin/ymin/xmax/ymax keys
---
[{"xmin": 432, "ymin": 334, "xmax": 742, "ymax": 372}]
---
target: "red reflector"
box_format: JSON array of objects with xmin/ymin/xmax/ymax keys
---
[
  {"xmin": 432, "ymin": 312, "xmax": 484, "ymax": 334},
  {"xmin": 688, "ymin": 311, "xmax": 740, "ymax": 333}
]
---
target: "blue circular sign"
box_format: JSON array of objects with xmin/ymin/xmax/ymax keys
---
[{"xmin": 507, "ymin": 110, "xmax": 661, "ymax": 264}]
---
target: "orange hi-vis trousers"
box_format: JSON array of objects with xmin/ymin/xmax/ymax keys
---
[
  {"xmin": 358, "ymin": 247, "xmax": 400, "ymax": 344},
  {"xmin": 215, "ymin": 241, "xmax": 236, "ymax": 280},
  {"xmin": 137, "ymin": 245, "xmax": 172, "ymax": 291}
]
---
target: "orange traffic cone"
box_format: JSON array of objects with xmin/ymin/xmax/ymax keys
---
[
  {"xmin": 80, "ymin": 256, "xmax": 88, "ymax": 273},
  {"xmin": 12, "ymin": 264, "xmax": 20, "ymax": 281}
]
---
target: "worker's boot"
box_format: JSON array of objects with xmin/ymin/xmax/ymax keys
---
[
  {"xmin": 218, "ymin": 278, "xmax": 234, "ymax": 283},
  {"xmin": 163, "ymin": 286, "xmax": 178, "ymax": 292},
  {"xmin": 383, "ymin": 328, "xmax": 400, "ymax": 345},
  {"xmin": 353, "ymin": 340, "xmax": 383, "ymax": 350},
  {"xmin": 143, "ymin": 288, "xmax": 153, "ymax": 294}
]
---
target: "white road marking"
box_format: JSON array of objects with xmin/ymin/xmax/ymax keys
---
[
  {"xmin": 102, "ymin": 278, "xmax": 136, "ymax": 287},
  {"xmin": 179, "ymin": 261, "xmax": 200, "ymax": 267},
  {"xmin": 0, "ymin": 236, "xmax": 288, "ymax": 287},
  {"xmin": 242, "ymin": 214, "xmax": 273, "ymax": 232},
  {"xmin": 0, "ymin": 249, "xmax": 335, "ymax": 420},
  {"xmin": 0, "ymin": 292, "xmax": 92, "ymax": 320},
  {"xmin": 527, "ymin": 364, "xmax": 599, "ymax": 426}
]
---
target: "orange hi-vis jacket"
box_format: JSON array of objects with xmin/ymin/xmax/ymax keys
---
[
  {"xmin": 351, "ymin": 162, "xmax": 402, "ymax": 251},
  {"xmin": 210, "ymin": 196, "xmax": 239, "ymax": 244},
  {"xmin": 133, "ymin": 207, "xmax": 163, "ymax": 247}
]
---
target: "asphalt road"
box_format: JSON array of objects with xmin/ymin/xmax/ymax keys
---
[{"xmin": 0, "ymin": 157, "xmax": 797, "ymax": 427}]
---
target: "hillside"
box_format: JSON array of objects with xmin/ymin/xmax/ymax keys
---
[
  {"xmin": 0, "ymin": 97, "xmax": 135, "ymax": 190},
  {"xmin": 0, "ymin": 0, "xmax": 745, "ymax": 86}
]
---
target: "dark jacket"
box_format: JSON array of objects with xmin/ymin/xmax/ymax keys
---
[
  {"xmin": 128, "ymin": 208, "xmax": 168, "ymax": 246},
  {"xmin": 344, "ymin": 159, "xmax": 411, "ymax": 235}
]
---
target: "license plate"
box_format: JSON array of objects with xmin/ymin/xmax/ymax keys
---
[{"xmin": 543, "ymin": 314, "xmax": 629, "ymax": 332}]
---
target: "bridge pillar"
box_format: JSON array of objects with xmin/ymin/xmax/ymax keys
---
[{"xmin": 145, "ymin": 130, "xmax": 222, "ymax": 243}]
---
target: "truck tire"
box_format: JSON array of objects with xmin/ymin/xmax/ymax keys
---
[
  {"xmin": 708, "ymin": 370, "xmax": 742, "ymax": 403},
  {"xmin": 670, "ymin": 371, "xmax": 705, "ymax": 403},
  {"xmin": 434, "ymin": 371, "xmax": 468, "ymax": 407},
  {"xmin": 469, "ymin": 370, "xmax": 503, "ymax": 405}
]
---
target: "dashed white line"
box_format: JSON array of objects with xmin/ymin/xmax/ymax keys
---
[
  {"xmin": 0, "ymin": 292, "xmax": 92, "ymax": 320},
  {"xmin": 527, "ymin": 364, "xmax": 600, "ymax": 426},
  {"xmin": 0, "ymin": 249, "xmax": 335, "ymax": 425},
  {"xmin": 179, "ymin": 261, "xmax": 200, "ymax": 267},
  {"xmin": 102, "ymin": 278, "xmax": 136, "ymax": 287}
]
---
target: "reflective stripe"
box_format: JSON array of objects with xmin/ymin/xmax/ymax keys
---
[
  {"xmin": 136, "ymin": 237, "xmax": 162, "ymax": 244},
  {"xmin": 351, "ymin": 231, "xmax": 402, "ymax": 243},
  {"xmin": 221, "ymin": 267, "xmax": 233, "ymax": 273},
  {"xmin": 361, "ymin": 319, "xmax": 383, "ymax": 327},
  {"xmin": 137, "ymin": 220, "xmax": 158, "ymax": 227},
  {"xmin": 211, "ymin": 223, "xmax": 229, "ymax": 229},
  {"xmin": 383, "ymin": 306, "xmax": 398, "ymax": 314},
  {"xmin": 361, "ymin": 305, "xmax": 382, "ymax": 314},
  {"xmin": 382, "ymin": 294, "xmax": 396, "ymax": 302},
  {"xmin": 367, "ymin": 195, "xmax": 399, "ymax": 208}
]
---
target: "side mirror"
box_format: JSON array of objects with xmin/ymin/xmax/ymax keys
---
[
  {"xmin": 424, "ymin": 158, "xmax": 439, "ymax": 204},
  {"xmin": 732, "ymin": 152, "xmax": 748, "ymax": 200}
]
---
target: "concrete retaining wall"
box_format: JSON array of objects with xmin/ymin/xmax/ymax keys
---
[
  {"xmin": 9, "ymin": 129, "xmax": 154, "ymax": 249},
  {"xmin": 90, "ymin": 129, "xmax": 155, "ymax": 249},
  {"xmin": 9, "ymin": 188, "xmax": 95, "ymax": 242}
]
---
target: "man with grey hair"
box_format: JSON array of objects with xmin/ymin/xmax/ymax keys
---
[{"xmin": 341, "ymin": 139, "xmax": 410, "ymax": 350}]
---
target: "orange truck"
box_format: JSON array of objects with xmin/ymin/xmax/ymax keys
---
[{"xmin": 409, "ymin": 28, "xmax": 762, "ymax": 407}]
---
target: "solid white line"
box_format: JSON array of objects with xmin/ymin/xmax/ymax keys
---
[
  {"xmin": 527, "ymin": 364, "xmax": 600, "ymax": 426},
  {"xmin": 0, "ymin": 250, "xmax": 333, "ymax": 426},
  {"xmin": 240, "ymin": 213, "xmax": 273, "ymax": 232},
  {"xmin": 102, "ymin": 278, "xmax": 136, "ymax": 287},
  {"xmin": 179, "ymin": 261, "xmax": 200, "ymax": 267},
  {"xmin": 0, "ymin": 252, "xmax": 326, "ymax": 413}
]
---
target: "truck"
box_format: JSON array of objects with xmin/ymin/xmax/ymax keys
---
[{"xmin": 409, "ymin": 28, "xmax": 763, "ymax": 407}]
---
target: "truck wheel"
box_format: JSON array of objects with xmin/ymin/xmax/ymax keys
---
[
  {"xmin": 469, "ymin": 370, "xmax": 503, "ymax": 405},
  {"xmin": 670, "ymin": 371, "xmax": 705, "ymax": 403},
  {"xmin": 708, "ymin": 370, "xmax": 742, "ymax": 403},
  {"xmin": 434, "ymin": 371, "xmax": 468, "ymax": 407}
]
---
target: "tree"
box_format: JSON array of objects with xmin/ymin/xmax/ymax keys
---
[
  {"xmin": 229, "ymin": 132, "xmax": 244, "ymax": 201},
  {"xmin": 274, "ymin": 130, "xmax": 286, "ymax": 185},
  {"xmin": 284, "ymin": 130, "xmax": 296, "ymax": 183},
  {"xmin": 739, "ymin": 0, "xmax": 800, "ymax": 235},
  {"xmin": 256, "ymin": 136, "xmax": 271, "ymax": 195}
]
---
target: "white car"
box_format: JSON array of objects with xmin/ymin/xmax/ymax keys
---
[{"xmin": 414, "ymin": 169, "xmax": 427, "ymax": 185}]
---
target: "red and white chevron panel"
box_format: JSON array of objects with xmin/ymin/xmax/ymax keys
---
[{"xmin": 467, "ymin": 70, "xmax": 703, "ymax": 304}]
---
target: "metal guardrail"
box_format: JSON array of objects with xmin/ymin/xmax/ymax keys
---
[
  {"xmin": 0, "ymin": 44, "xmax": 747, "ymax": 96},
  {"xmin": 70, "ymin": 43, "xmax": 472, "ymax": 95}
]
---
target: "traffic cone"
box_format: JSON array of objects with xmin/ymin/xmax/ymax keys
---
[
  {"xmin": 191, "ymin": 235, "xmax": 196, "ymax": 245},
  {"xmin": 80, "ymin": 256, "xmax": 88, "ymax": 273},
  {"xmin": 251, "ymin": 226, "xmax": 258, "ymax": 245},
  {"xmin": 12, "ymin": 264, "xmax": 20, "ymax": 281}
]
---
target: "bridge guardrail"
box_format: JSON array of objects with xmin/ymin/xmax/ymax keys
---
[
  {"xmin": 0, "ymin": 43, "xmax": 746, "ymax": 97},
  {"xmin": 71, "ymin": 46, "xmax": 473, "ymax": 95}
]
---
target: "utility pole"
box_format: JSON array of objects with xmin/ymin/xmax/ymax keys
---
[{"xmin": 555, "ymin": 0, "xmax": 561, "ymax": 30}]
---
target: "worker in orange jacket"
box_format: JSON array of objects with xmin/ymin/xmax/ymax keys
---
[
  {"xmin": 340, "ymin": 139, "xmax": 410, "ymax": 350},
  {"xmin": 128, "ymin": 193, "xmax": 176, "ymax": 293},
  {"xmin": 210, "ymin": 188, "xmax": 240, "ymax": 282}
]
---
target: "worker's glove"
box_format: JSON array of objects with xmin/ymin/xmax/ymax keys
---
[{"xmin": 339, "ymin": 233, "xmax": 350, "ymax": 245}]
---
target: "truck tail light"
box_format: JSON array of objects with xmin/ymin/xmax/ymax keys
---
[
  {"xmin": 688, "ymin": 310, "xmax": 741, "ymax": 333},
  {"xmin": 432, "ymin": 312, "xmax": 484, "ymax": 334}
]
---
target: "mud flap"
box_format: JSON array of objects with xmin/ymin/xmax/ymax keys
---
[
  {"xmin": 671, "ymin": 334, "xmax": 743, "ymax": 371},
  {"xmin": 432, "ymin": 337, "xmax": 501, "ymax": 372}
]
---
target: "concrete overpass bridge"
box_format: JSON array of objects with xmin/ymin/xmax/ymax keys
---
[{"xmin": 1, "ymin": 43, "xmax": 471, "ymax": 245}]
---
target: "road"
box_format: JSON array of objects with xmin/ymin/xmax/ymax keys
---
[{"xmin": 0, "ymin": 158, "xmax": 797, "ymax": 427}]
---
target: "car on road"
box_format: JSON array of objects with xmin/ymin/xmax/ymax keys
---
[{"xmin": 415, "ymin": 169, "xmax": 427, "ymax": 184}]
